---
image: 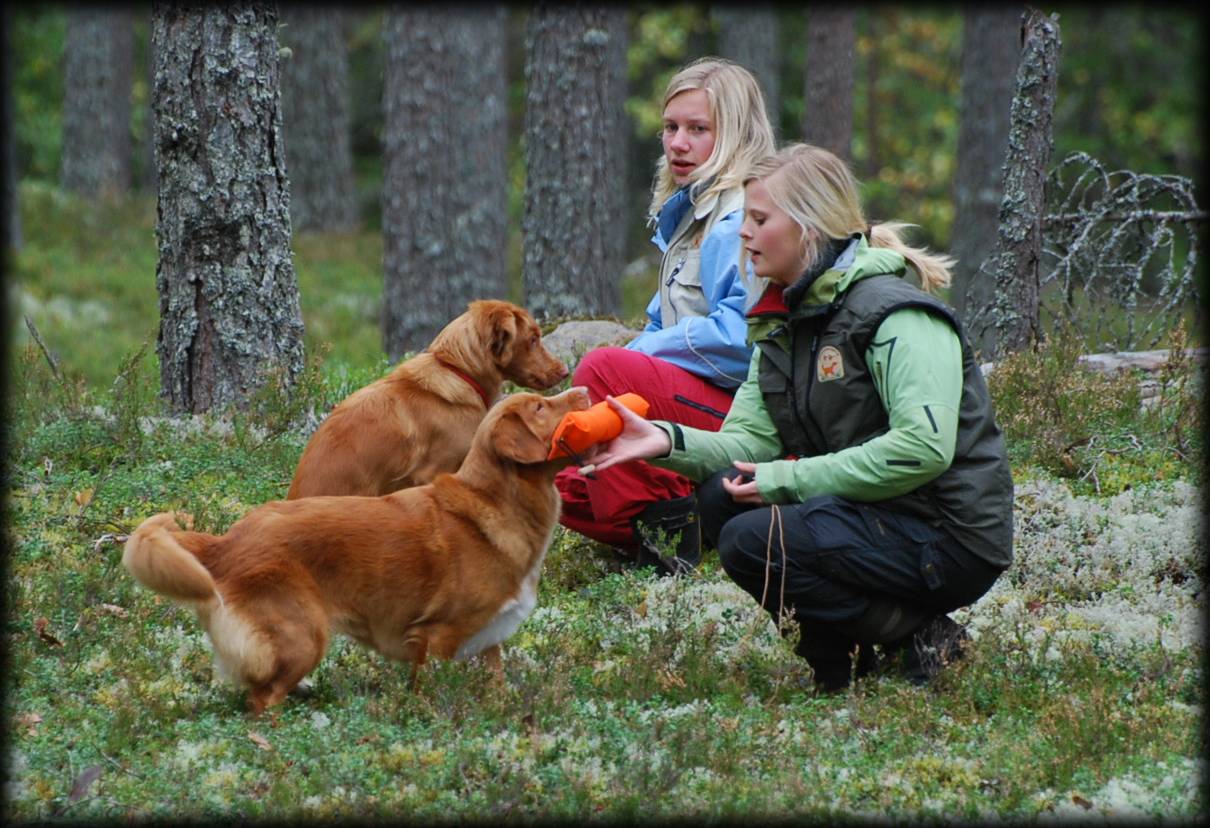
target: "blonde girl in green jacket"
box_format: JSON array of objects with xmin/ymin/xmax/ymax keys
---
[{"xmin": 585, "ymin": 144, "xmax": 1013, "ymax": 692}]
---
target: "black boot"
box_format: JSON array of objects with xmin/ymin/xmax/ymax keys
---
[
  {"xmin": 834, "ymin": 597, "xmax": 931, "ymax": 647},
  {"xmin": 793, "ymin": 630, "xmax": 879, "ymax": 693},
  {"xmin": 630, "ymin": 495, "xmax": 701, "ymax": 576},
  {"xmin": 885, "ymin": 614, "xmax": 971, "ymax": 685}
]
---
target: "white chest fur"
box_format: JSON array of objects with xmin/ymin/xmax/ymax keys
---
[{"xmin": 453, "ymin": 547, "xmax": 547, "ymax": 661}]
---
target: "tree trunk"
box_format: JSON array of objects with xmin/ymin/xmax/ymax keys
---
[
  {"xmin": 62, "ymin": 8, "xmax": 134, "ymax": 197},
  {"xmin": 803, "ymin": 8, "xmax": 855, "ymax": 160},
  {"xmin": 988, "ymin": 9, "xmax": 1061, "ymax": 359},
  {"xmin": 381, "ymin": 6, "xmax": 508, "ymax": 358},
  {"xmin": 862, "ymin": 11, "xmax": 880, "ymax": 178},
  {"xmin": 3, "ymin": 6, "xmax": 21, "ymax": 251},
  {"xmin": 712, "ymin": 5, "xmax": 780, "ymax": 122},
  {"xmin": 951, "ymin": 6, "xmax": 1021, "ymax": 356},
  {"xmin": 522, "ymin": 5, "xmax": 628, "ymax": 320},
  {"xmin": 279, "ymin": 7, "xmax": 358, "ymax": 232},
  {"xmin": 152, "ymin": 2, "xmax": 305, "ymax": 414}
]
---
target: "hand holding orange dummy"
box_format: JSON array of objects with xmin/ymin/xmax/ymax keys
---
[{"xmin": 547, "ymin": 393, "xmax": 650, "ymax": 461}]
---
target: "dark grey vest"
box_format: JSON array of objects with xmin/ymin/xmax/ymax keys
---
[{"xmin": 756, "ymin": 274, "xmax": 1013, "ymax": 568}]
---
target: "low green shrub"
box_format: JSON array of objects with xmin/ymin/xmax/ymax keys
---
[{"xmin": 986, "ymin": 322, "xmax": 1202, "ymax": 495}]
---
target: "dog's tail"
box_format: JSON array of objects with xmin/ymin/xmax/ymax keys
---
[{"xmin": 122, "ymin": 512, "xmax": 220, "ymax": 607}]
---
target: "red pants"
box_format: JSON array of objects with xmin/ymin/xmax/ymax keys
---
[{"xmin": 555, "ymin": 347, "xmax": 735, "ymax": 549}]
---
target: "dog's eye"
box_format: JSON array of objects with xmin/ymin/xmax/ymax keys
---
[{"xmin": 535, "ymin": 402, "xmax": 544, "ymax": 412}]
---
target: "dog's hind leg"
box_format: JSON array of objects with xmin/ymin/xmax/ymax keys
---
[
  {"xmin": 247, "ymin": 642, "xmax": 326, "ymax": 716},
  {"xmin": 243, "ymin": 601, "xmax": 329, "ymax": 716}
]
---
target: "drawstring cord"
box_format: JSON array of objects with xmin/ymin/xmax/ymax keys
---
[
  {"xmin": 759, "ymin": 504, "xmax": 791, "ymax": 634},
  {"xmin": 739, "ymin": 504, "xmax": 792, "ymax": 650},
  {"xmin": 556, "ymin": 437, "xmax": 590, "ymax": 470}
]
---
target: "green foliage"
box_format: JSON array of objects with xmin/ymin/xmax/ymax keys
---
[
  {"xmin": 625, "ymin": 7, "xmax": 713, "ymax": 141},
  {"xmin": 986, "ymin": 323, "xmax": 1202, "ymax": 495},
  {"xmin": 1050, "ymin": 6, "xmax": 1204, "ymax": 179},
  {"xmin": 853, "ymin": 10, "xmax": 962, "ymax": 251},
  {"xmin": 10, "ymin": 7, "xmax": 66, "ymax": 181}
]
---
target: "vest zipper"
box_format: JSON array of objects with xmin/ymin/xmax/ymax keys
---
[
  {"xmin": 665, "ymin": 256, "xmax": 687, "ymax": 286},
  {"xmin": 787, "ymin": 326, "xmax": 813, "ymax": 445}
]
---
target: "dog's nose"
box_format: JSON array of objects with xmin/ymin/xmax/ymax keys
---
[{"xmin": 564, "ymin": 386, "xmax": 591, "ymax": 410}]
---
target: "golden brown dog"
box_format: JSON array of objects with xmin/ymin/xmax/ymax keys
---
[
  {"xmin": 287, "ymin": 299, "xmax": 567, "ymax": 499},
  {"xmin": 122, "ymin": 387, "xmax": 590, "ymax": 715}
]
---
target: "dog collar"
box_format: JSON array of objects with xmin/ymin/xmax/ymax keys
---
[{"xmin": 432, "ymin": 355, "xmax": 492, "ymax": 409}]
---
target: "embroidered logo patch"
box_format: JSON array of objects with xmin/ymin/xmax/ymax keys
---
[{"xmin": 817, "ymin": 346, "xmax": 844, "ymax": 382}]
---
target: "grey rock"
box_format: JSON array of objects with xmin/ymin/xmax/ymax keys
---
[{"xmin": 542, "ymin": 320, "xmax": 641, "ymax": 370}]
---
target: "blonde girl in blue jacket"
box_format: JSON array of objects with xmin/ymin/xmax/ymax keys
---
[{"xmin": 555, "ymin": 57, "xmax": 777, "ymax": 574}]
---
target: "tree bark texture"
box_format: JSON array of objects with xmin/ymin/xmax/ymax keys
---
[
  {"xmin": 381, "ymin": 6, "xmax": 508, "ymax": 357},
  {"xmin": 279, "ymin": 7, "xmax": 358, "ymax": 231},
  {"xmin": 803, "ymin": 8, "xmax": 855, "ymax": 160},
  {"xmin": 522, "ymin": 5, "xmax": 629, "ymax": 321},
  {"xmin": 62, "ymin": 8, "xmax": 134, "ymax": 197},
  {"xmin": 3, "ymin": 6, "xmax": 21, "ymax": 251},
  {"xmin": 712, "ymin": 5, "xmax": 780, "ymax": 124},
  {"xmin": 988, "ymin": 9, "xmax": 1061, "ymax": 359},
  {"xmin": 951, "ymin": 6, "xmax": 1021, "ymax": 353},
  {"xmin": 152, "ymin": 2, "xmax": 305, "ymax": 414}
]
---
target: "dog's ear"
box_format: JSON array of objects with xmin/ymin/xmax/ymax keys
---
[
  {"xmin": 487, "ymin": 305, "xmax": 520, "ymax": 365},
  {"xmin": 495, "ymin": 408, "xmax": 552, "ymax": 465}
]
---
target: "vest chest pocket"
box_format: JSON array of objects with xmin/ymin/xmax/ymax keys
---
[{"xmin": 662, "ymin": 248, "xmax": 707, "ymax": 322}]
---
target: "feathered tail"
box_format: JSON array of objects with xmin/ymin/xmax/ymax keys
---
[{"xmin": 122, "ymin": 512, "xmax": 219, "ymax": 606}]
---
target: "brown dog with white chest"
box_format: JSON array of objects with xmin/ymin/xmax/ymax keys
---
[
  {"xmin": 287, "ymin": 299, "xmax": 567, "ymax": 499},
  {"xmin": 122, "ymin": 387, "xmax": 591, "ymax": 715}
]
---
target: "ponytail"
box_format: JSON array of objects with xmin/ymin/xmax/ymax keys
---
[{"xmin": 867, "ymin": 221, "xmax": 955, "ymax": 294}]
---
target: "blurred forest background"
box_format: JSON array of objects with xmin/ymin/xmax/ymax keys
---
[{"xmin": 5, "ymin": 4, "xmax": 1205, "ymax": 392}]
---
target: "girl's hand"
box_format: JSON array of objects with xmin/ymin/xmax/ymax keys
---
[
  {"xmin": 579, "ymin": 395, "xmax": 672, "ymax": 475},
  {"xmin": 721, "ymin": 461, "xmax": 764, "ymax": 504}
]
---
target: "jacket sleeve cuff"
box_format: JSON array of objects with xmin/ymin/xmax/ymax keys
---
[
  {"xmin": 653, "ymin": 421, "xmax": 680, "ymax": 458},
  {"xmin": 755, "ymin": 459, "xmax": 810, "ymax": 503}
]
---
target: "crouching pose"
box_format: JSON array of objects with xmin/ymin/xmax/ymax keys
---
[{"xmin": 587, "ymin": 144, "xmax": 1013, "ymax": 691}]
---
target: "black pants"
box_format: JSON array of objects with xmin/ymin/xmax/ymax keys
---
[{"xmin": 699, "ymin": 469, "xmax": 1004, "ymax": 662}]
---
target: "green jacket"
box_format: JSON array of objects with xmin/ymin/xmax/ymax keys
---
[{"xmin": 651, "ymin": 235, "xmax": 1014, "ymax": 568}]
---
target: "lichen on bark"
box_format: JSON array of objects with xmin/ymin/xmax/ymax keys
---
[{"xmin": 152, "ymin": 2, "xmax": 304, "ymax": 414}]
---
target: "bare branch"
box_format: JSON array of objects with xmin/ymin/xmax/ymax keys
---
[{"xmin": 23, "ymin": 314, "xmax": 63, "ymax": 383}]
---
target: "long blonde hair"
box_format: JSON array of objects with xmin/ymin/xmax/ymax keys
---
[
  {"xmin": 743, "ymin": 143, "xmax": 955, "ymax": 294},
  {"xmin": 647, "ymin": 57, "xmax": 777, "ymax": 224}
]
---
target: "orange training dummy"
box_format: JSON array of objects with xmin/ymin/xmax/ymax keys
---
[{"xmin": 547, "ymin": 393, "xmax": 650, "ymax": 460}]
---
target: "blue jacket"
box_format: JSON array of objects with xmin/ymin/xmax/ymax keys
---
[{"xmin": 626, "ymin": 185, "xmax": 754, "ymax": 389}]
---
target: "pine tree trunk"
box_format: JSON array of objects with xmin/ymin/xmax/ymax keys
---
[
  {"xmin": 62, "ymin": 8, "xmax": 133, "ymax": 197},
  {"xmin": 381, "ymin": 7, "xmax": 508, "ymax": 358},
  {"xmin": 988, "ymin": 9, "xmax": 1061, "ymax": 359},
  {"xmin": 522, "ymin": 5, "xmax": 628, "ymax": 320},
  {"xmin": 280, "ymin": 7, "xmax": 358, "ymax": 232},
  {"xmin": 951, "ymin": 6, "xmax": 1021, "ymax": 356},
  {"xmin": 713, "ymin": 6, "xmax": 780, "ymax": 121},
  {"xmin": 152, "ymin": 2, "xmax": 305, "ymax": 414},
  {"xmin": 3, "ymin": 6, "xmax": 21, "ymax": 251},
  {"xmin": 863, "ymin": 11, "xmax": 880, "ymax": 178},
  {"xmin": 803, "ymin": 8, "xmax": 855, "ymax": 159}
]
